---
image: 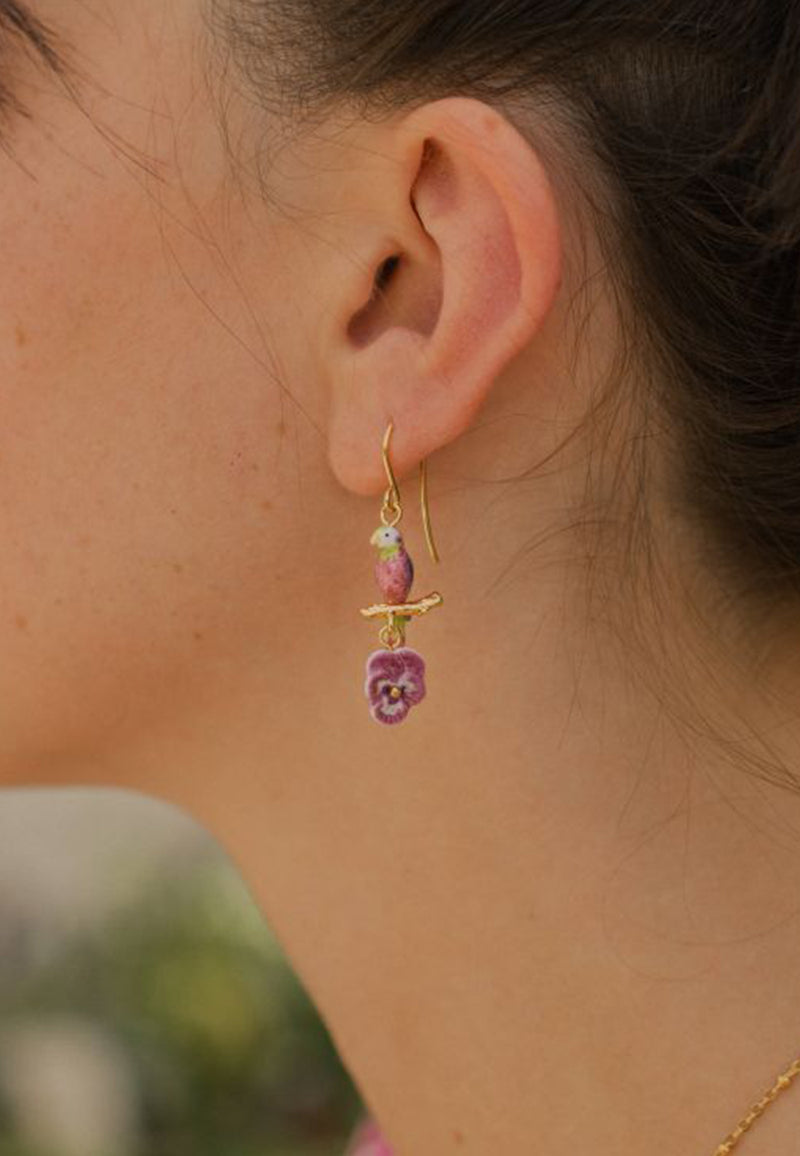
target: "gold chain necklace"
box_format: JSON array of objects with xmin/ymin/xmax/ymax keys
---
[{"xmin": 713, "ymin": 1056, "xmax": 800, "ymax": 1153}]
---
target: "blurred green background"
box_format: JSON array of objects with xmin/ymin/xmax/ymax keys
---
[{"xmin": 0, "ymin": 789, "xmax": 365, "ymax": 1156}]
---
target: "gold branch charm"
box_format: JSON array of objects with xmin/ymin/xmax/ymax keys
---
[
  {"xmin": 360, "ymin": 591, "xmax": 443, "ymax": 648},
  {"xmin": 360, "ymin": 591, "xmax": 443, "ymax": 621}
]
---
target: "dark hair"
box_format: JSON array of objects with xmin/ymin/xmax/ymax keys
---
[
  {"xmin": 215, "ymin": 1, "xmax": 800, "ymax": 631},
  {"xmin": 0, "ymin": 0, "xmax": 67, "ymax": 125}
]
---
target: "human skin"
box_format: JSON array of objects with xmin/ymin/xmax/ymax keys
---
[{"xmin": 4, "ymin": 1, "xmax": 800, "ymax": 1153}]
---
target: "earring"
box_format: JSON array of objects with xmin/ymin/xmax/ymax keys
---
[{"xmin": 360, "ymin": 419, "xmax": 443, "ymax": 726}]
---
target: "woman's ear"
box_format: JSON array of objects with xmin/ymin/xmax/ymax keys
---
[{"xmin": 321, "ymin": 96, "xmax": 562, "ymax": 495}]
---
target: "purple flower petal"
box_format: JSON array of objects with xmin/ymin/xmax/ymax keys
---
[
  {"xmin": 394, "ymin": 646, "xmax": 426, "ymax": 683},
  {"xmin": 369, "ymin": 694, "xmax": 411, "ymax": 725},
  {"xmin": 363, "ymin": 646, "xmax": 427, "ymax": 724},
  {"xmin": 366, "ymin": 648, "xmax": 406, "ymax": 681},
  {"xmin": 398, "ymin": 669, "xmax": 426, "ymax": 706},
  {"xmin": 365, "ymin": 672, "xmax": 394, "ymax": 708}
]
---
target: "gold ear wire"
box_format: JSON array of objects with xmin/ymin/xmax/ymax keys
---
[
  {"xmin": 420, "ymin": 455, "xmax": 439, "ymax": 564},
  {"xmin": 379, "ymin": 420, "xmax": 402, "ymax": 528},
  {"xmin": 380, "ymin": 418, "xmax": 440, "ymax": 563}
]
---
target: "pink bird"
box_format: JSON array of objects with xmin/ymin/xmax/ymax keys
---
[{"xmin": 370, "ymin": 525, "xmax": 414, "ymax": 604}]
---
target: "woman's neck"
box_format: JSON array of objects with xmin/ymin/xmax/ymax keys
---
[{"xmin": 111, "ymin": 549, "xmax": 800, "ymax": 1156}]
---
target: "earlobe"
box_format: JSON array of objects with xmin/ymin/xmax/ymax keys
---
[{"xmin": 325, "ymin": 96, "xmax": 562, "ymax": 497}]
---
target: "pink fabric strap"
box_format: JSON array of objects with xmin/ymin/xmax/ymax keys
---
[{"xmin": 345, "ymin": 1117, "xmax": 394, "ymax": 1156}]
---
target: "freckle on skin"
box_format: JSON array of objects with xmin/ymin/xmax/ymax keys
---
[
  {"xmin": 192, "ymin": 630, "xmax": 203, "ymax": 642},
  {"xmin": 261, "ymin": 499, "xmax": 272, "ymax": 512},
  {"xmin": 14, "ymin": 613, "xmax": 28, "ymax": 632},
  {"xmin": 14, "ymin": 323, "xmax": 27, "ymax": 347},
  {"xmin": 452, "ymin": 1129, "xmax": 465, "ymax": 1145},
  {"xmin": 172, "ymin": 562, "xmax": 184, "ymax": 574}
]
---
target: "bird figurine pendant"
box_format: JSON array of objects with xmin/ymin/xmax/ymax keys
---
[
  {"xmin": 360, "ymin": 524, "xmax": 442, "ymax": 726},
  {"xmin": 371, "ymin": 525, "xmax": 414, "ymax": 604}
]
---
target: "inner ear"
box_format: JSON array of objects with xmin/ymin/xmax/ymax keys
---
[
  {"xmin": 346, "ymin": 247, "xmax": 443, "ymax": 348},
  {"xmin": 345, "ymin": 140, "xmax": 445, "ymax": 349}
]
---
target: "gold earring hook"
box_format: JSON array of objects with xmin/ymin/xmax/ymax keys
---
[
  {"xmin": 380, "ymin": 420, "xmax": 402, "ymax": 528},
  {"xmin": 381, "ymin": 419, "xmax": 440, "ymax": 564},
  {"xmin": 419, "ymin": 455, "xmax": 440, "ymax": 564}
]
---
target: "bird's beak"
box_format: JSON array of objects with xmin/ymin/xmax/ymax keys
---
[{"xmin": 369, "ymin": 528, "xmax": 381, "ymax": 546}]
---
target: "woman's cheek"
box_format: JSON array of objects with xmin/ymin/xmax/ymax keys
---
[{"xmin": 0, "ymin": 174, "xmax": 280, "ymax": 775}]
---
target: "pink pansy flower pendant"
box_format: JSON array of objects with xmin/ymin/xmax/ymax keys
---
[
  {"xmin": 345, "ymin": 1117, "xmax": 395, "ymax": 1156},
  {"xmin": 364, "ymin": 646, "xmax": 426, "ymax": 725}
]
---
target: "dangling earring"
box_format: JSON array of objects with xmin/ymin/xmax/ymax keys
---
[{"xmin": 360, "ymin": 418, "xmax": 443, "ymax": 725}]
